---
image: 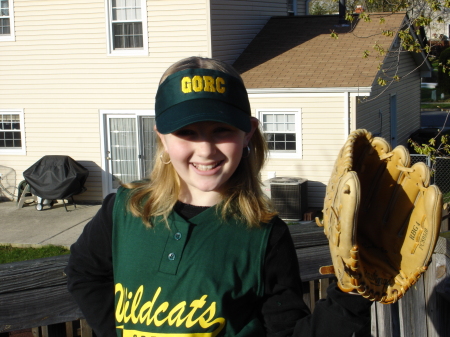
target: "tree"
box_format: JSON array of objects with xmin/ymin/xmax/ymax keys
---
[
  {"xmin": 309, "ymin": 0, "xmax": 338, "ymax": 14},
  {"xmin": 330, "ymin": 0, "xmax": 450, "ymax": 89}
]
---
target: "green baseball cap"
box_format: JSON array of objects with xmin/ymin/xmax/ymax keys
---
[{"xmin": 155, "ymin": 68, "xmax": 251, "ymax": 134}]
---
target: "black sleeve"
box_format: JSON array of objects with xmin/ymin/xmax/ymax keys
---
[
  {"xmin": 262, "ymin": 217, "xmax": 373, "ymax": 337},
  {"xmin": 65, "ymin": 193, "xmax": 116, "ymax": 337}
]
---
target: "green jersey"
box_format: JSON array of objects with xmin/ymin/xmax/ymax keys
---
[{"xmin": 112, "ymin": 187, "xmax": 272, "ymax": 337}]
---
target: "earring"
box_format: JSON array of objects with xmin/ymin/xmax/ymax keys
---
[
  {"xmin": 160, "ymin": 153, "xmax": 171, "ymax": 165},
  {"xmin": 242, "ymin": 146, "xmax": 251, "ymax": 158}
]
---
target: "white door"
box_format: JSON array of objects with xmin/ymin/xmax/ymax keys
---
[
  {"xmin": 106, "ymin": 115, "xmax": 140, "ymax": 192},
  {"xmin": 104, "ymin": 114, "xmax": 156, "ymax": 194}
]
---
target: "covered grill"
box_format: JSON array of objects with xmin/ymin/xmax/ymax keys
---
[{"xmin": 23, "ymin": 155, "xmax": 89, "ymax": 211}]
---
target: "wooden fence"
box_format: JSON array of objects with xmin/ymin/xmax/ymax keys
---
[{"xmin": 0, "ymin": 222, "xmax": 449, "ymax": 337}]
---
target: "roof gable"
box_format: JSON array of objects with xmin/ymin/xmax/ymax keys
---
[{"xmin": 233, "ymin": 13, "xmax": 416, "ymax": 89}]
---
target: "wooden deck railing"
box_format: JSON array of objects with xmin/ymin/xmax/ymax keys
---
[{"xmin": 1, "ymin": 222, "xmax": 449, "ymax": 337}]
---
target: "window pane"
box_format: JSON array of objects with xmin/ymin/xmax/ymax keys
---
[
  {"xmin": 134, "ymin": 21, "xmax": 142, "ymax": 34},
  {"xmin": 286, "ymin": 123, "xmax": 295, "ymax": 131},
  {"xmin": 113, "ymin": 22, "xmax": 143, "ymax": 49},
  {"xmin": 1, "ymin": 0, "xmax": 9, "ymax": 17},
  {"xmin": 286, "ymin": 141, "xmax": 296, "ymax": 150},
  {"xmin": 113, "ymin": 23, "xmax": 124, "ymax": 35},
  {"xmin": 263, "ymin": 114, "xmax": 274, "ymax": 123},
  {"xmin": 275, "ymin": 142, "xmax": 285, "ymax": 150},
  {"xmin": 276, "ymin": 123, "xmax": 286, "ymax": 131},
  {"xmin": 264, "ymin": 123, "xmax": 274, "ymax": 131},
  {"xmin": 265, "ymin": 133, "xmax": 274, "ymax": 142},
  {"xmin": 262, "ymin": 112, "xmax": 297, "ymax": 153},
  {"xmin": 135, "ymin": 35, "xmax": 143, "ymax": 48},
  {"xmin": 285, "ymin": 134, "xmax": 296, "ymax": 141},
  {"xmin": 276, "ymin": 114, "xmax": 285, "ymax": 123},
  {"xmin": 0, "ymin": 18, "xmax": 10, "ymax": 35},
  {"xmin": 1, "ymin": 114, "xmax": 23, "ymax": 148}
]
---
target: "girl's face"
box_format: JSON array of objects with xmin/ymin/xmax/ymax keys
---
[{"xmin": 157, "ymin": 119, "xmax": 257, "ymax": 206}]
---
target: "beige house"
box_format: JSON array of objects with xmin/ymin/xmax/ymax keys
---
[
  {"xmin": 1, "ymin": 2, "xmax": 429, "ymax": 209},
  {"xmin": 233, "ymin": 13, "xmax": 431, "ymax": 206},
  {"xmin": 0, "ymin": 0, "xmax": 304, "ymax": 202}
]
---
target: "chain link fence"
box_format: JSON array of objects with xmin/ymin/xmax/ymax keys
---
[{"xmin": 411, "ymin": 154, "xmax": 450, "ymax": 203}]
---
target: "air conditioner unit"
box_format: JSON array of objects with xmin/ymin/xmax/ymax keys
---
[{"xmin": 262, "ymin": 177, "xmax": 308, "ymax": 221}]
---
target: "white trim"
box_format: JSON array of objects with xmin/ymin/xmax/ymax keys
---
[
  {"xmin": 258, "ymin": 108, "xmax": 302, "ymax": 159},
  {"xmin": 99, "ymin": 109, "xmax": 154, "ymax": 197},
  {"xmin": 0, "ymin": 0, "xmax": 15, "ymax": 42},
  {"xmin": 104, "ymin": 0, "xmax": 149, "ymax": 56},
  {"xmin": 0, "ymin": 108, "xmax": 26, "ymax": 155},
  {"xmin": 247, "ymin": 87, "xmax": 372, "ymax": 96}
]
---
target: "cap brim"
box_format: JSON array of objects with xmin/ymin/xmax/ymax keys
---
[{"xmin": 156, "ymin": 99, "xmax": 251, "ymax": 134}]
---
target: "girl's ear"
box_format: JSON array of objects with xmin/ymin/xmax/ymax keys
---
[
  {"xmin": 244, "ymin": 117, "xmax": 259, "ymax": 146},
  {"xmin": 154, "ymin": 125, "xmax": 168, "ymax": 151}
]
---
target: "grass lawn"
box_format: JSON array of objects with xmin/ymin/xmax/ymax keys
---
[
  {"xmin": 421, "ymin": 102, "xmax": 450, "ymax": 109},
  {"xmin": 0, "ymin": 244, "xmax": 70, "ymax": 264}
]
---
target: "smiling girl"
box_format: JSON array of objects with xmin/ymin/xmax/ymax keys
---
[{"xmin": 66, "ymin": 57, "xmax": 372, "ymax": 337}]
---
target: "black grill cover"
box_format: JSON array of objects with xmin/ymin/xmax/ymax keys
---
[{"xmin": 23, "ymin": 155, "xmax": 89, "ymax": 200}]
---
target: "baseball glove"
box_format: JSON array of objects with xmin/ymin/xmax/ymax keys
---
[{"xmin": 316, "ymin": 129, "xmax": 442, "ymax": 304}]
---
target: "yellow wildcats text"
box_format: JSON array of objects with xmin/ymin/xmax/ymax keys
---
[
  {"xmin": 115, "ymin": 283, "xmax": 225, "ymax": 336},
  {"xmin": 181, "ymin": 76, "xmax": 226, "ymax": 94}
]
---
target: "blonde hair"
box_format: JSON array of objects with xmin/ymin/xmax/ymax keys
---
[{"xmin": 124, "ymin": 57, "xmax": 276, "ymax": 228}]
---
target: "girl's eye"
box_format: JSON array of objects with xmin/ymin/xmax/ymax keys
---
[
  {"xmin": 214, "ymin": 127, "xmax": 233, "ymax": 133},
  {"xmin": 174, "ymin": 129, "xmax": 196, "ymax": 137}
]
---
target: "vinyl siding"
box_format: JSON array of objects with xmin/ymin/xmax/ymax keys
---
[
  {"xmin": 0, "ymin": 0, "xmax": 210, "ymax": 202},
  {"xmin": 296, "ymin": 0, "xmax": 307, "ymax": 15},
  {"xmin": 356, "ymin": 48, "xmax": 421, "ymax": 146},
  {"xmin": 210, "ymin": 0, "xmax": 289, "ymax": 64},
  {"xmin": 249, "ymin": 94, "xmax": 347, "ymax": 208}
]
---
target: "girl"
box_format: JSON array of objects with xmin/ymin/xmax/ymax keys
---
[{"xmin": 66, "ymin": 57, "xmax": 372, "ymax": 337}]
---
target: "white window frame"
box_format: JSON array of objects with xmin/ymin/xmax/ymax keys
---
[
  {"xmin": 258, "ymin": 109, "xmax": 302, "ymax": 159},
  {"xmin": 0, "ymin": 0, "xmax": 15, "ymax": 42},
  {"xmin": 0, "ymin": 109, "xmax": 26, "ymax": 155},
  {"xmin": 104, "ymin": 0, "xmax": 149, "ymax": 56}
]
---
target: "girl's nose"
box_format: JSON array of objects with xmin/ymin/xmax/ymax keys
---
[{"xmin": 196, "ymin": 136, "xmax": 217, "ymax": 157}]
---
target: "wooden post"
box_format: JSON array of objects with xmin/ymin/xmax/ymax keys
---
[
  {"xmin": 309, "ymin": 280, "xmax": 317, "ymax": 312},
  {"xmin": 319, "ymin": 278, "xmax": 329, "ymax": 299},
  {"xmin": 65, "ymin": 321, "xmax": 74, "ymax": 337},
  {"xmin": 79, "ymin": 319, "xmax": 92, "ymax": 337},
  {"xmin": 398, "ymin": 276, "xmax": 427, "ymax": 336},
  {"xmin": 425, "ymin": 233, "xmax": 450, "ymax": 337},
  {"xmin": 371, "ymin": 302, "xmax": 395, "ymax": 337},
  {"xmin": 40, "ymin": 326, "xmax": 48, "ymax": 337}
]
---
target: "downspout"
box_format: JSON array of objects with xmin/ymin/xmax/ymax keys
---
[
  {"xmin": 344, "ymin": 92, "xmax": 350, "ymax": 136},
  {"xmin": 339, "ymin": 0, "xmax": 347, "ymax": 25}
]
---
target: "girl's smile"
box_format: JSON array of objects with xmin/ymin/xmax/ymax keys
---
[{"xmin": 157, "ymin": 120, "xmax": 257, "ymax": 206}]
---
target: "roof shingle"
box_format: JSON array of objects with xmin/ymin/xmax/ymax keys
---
[{"xmin": 233, "ymin": 13, "xmax": 407, "ymax": 89}]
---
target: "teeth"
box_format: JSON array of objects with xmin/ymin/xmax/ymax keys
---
[{"xmin": 193, "ymin": 162, "xmax": 219, "ymax": 171}]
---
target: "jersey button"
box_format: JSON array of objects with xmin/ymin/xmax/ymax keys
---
[
  {"xmin": 174, "ymin": 232, "xmax": 182, "ymax": 240},
  {"xmin": 168, "ymin": 252, "xmax": 176, "ymax": 261}
]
